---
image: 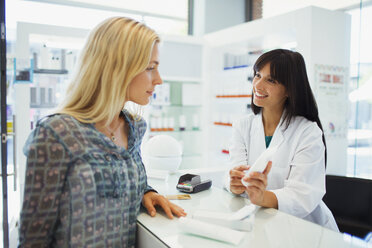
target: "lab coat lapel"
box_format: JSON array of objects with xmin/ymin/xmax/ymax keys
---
[
  {"xmin": 250, "ymin": 112, "xmax": 266, "ymax": 158},
  {"xmin": 269, "ymin": 111, "xmax": 286, "ymax": 149}
]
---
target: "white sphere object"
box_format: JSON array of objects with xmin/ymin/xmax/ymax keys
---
[
  {"xmin": 144, "ymin": 135, "xmax": 182, "ymax": 157},
  {"xmin": 143, "ymin": 135, "xmax": 183, "ymax": 172}
]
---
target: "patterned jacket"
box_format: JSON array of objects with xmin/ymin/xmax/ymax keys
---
[{"xmin": 19, "ymin": 110, "xmax": 153, "ymax": 248}]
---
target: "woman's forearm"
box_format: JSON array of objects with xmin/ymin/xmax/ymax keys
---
[{"xmin": 262, "ymin": 190, "xmax": 278, "ymax": 209}]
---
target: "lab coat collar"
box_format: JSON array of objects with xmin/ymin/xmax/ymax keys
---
[
  {"xmin": 271, "ymin": 114, "xmax": 285, "ymax": 149},
  {"xmin": 252, "ymin": 110, "xmax": 286, "ymax": 151},
  {"xmin": 251, "ymin": 113, "xmax": 266, "ymax": 153}
]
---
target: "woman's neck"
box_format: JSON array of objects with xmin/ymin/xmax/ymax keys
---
[
  {"xmin": 262, "ymin": 107, "xmax": 284, "ymax": 136},
  {"xmin": 95, "ymin": 112, "xmax": 129, "ymax": 149},
  {"xmin": 96, "ymin": 113, "xmax": 122, "ymax": 130}
]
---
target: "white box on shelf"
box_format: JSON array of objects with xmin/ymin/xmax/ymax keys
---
[{"xmin": 151, "ymin": 83, "xmax": 170, "ymax": 106}]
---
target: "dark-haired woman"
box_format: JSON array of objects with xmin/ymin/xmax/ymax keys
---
[{"xmin": 228, "ymin": 49, "xmax": 338, "ymax": 231}]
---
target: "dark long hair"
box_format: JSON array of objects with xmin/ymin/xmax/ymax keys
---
[{"xmin": 251, "ymin": 49, "xmax": 327, "ymax": 166}]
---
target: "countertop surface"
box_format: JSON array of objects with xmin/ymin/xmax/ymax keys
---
[{"xmin": 137, "ymin": 174, "xmax": 369, "ymax": 248}]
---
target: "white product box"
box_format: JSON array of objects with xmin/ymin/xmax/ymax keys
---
[{"xmin": 151, "ymin": 83, "xmax": 170, "ymax": 106}]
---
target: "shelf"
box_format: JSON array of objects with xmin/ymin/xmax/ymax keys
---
[
  {"xmin": 14, "ymin": 80, "xmax": 32, "ymax": 84},
  {"xmin": 213, "ymin": 122, "xmax": 232, "ymax": 127},
  {"xmin": 30, "ymin": 103, "xmax": 57, "ymax": 108},
  {"xmin": 34, "ymin": 69, "xmax": 68, "ymax": 74},
  {"xmin": 216, "ymin": 94, "xmax": 252, "ymax": 98},
  {"xmin": 149, "ymin": 129, "xmax": 202, "ymax": 133},
  {"xmin": 223, "ymin": 65, "xmax": 249, "ymax": 70},
  {"xmin": 151, "ymin": 104, "xmax": 202, "ymax": 108},
  {"xmin": 162, "ymin": 76, "xmax": 202, "ymax": 84}
]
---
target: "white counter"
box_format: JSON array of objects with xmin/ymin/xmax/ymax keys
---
[{"xmin": 137, "ymin": 174, "xmax": 369, "ymax": 248}]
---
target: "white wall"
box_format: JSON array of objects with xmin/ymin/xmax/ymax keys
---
[{"xmin": 193, "ymin": 0, "xmax": 246, "ymax": 36}]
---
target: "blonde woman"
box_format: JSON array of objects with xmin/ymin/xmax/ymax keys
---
[{"xmin": 19, "ymin": 17, "xmax": 186, "ymax": 247}]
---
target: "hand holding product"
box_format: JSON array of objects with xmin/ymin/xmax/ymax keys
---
[{"xmin": 241, "ymin": 146, "xmax": 278, "ymax": 187}]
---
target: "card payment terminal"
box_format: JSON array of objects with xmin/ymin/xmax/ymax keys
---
[{"xmin": 176, "ymin": 174, "xmax": 212, "ymax": 193}]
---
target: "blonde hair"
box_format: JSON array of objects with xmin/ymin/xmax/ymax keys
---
[{"xmin": 57, "ymin": 17, "xmax": 160, "ymax": 126}]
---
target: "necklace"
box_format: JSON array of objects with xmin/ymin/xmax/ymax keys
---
[
  {"xmin": 104, "ymin": 118, "xmax": 123, "ymax": 142},
  {"xmin": 107, "ymin": 129, "xmax": 117, "ymax": 142}
]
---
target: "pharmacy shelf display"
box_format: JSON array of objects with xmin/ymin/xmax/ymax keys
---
[
  {"xmin": 143, "ymin": 37, "xmax": 205, "ymax": 170},
  {"xmin": 146, "ymin": 78, "xmax": 204, "ymax": 170}
]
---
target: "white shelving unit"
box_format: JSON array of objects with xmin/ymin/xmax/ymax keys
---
[
  {"xmin": 203, "ymin": 6, "xmax": 351, "ymax": 175},
  {"xmin": 14, "ymin": 23, "xmax": 89, "ymax": 206},
  {"xmin": 144, "ymin": 37, "xmax": 206, "ymax": 170}
]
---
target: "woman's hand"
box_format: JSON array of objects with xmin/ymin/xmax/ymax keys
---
[
  {"xmin": 142, "ymin": 191, "xmax": 187, "ymax": 219},
  {"xmin": 229, "ymin": 165, "xmax": 250, "ymax": 194},
  {"xmin": 242, "ymin": 161, "xmax": 273, "ymax": 206}
]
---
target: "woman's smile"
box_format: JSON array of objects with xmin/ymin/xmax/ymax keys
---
[{"xmin": 254, "ymin": 91, "xmax": 268, "ymax": 99}]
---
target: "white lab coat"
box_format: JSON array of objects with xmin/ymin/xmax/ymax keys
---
[{"xmin": 229, "ymin": 112, "xmax": 339, "ymax": 231}]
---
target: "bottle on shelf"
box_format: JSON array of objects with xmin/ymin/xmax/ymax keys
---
[
  {"xmin": 169, "ymin": 117, "xmax": 175, "ymax": 131},
  {"xmin": 192, "ymin": 114, "xmax": 199, "ymax": 131},
  {"xmin": 179, "ymin": 115, "xmax": 186, "ymax": 131},
  {"xmin": 213, "ymin": 113, "xmax": 232, "ymax": 127},
  {"xmin": 221, "ymin": 139, "xmax": 230, "ymax": 155},
  {"xmin": 150, "ymin": 117, "xmax": 159, "ymax": 132},
  {"xmin": 150, "ymin": 116, "xmax": 176, "ymax": 132},
  {"xmin": 215, "ymin": 66, "xmax": 253, "ymax": 98}
]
